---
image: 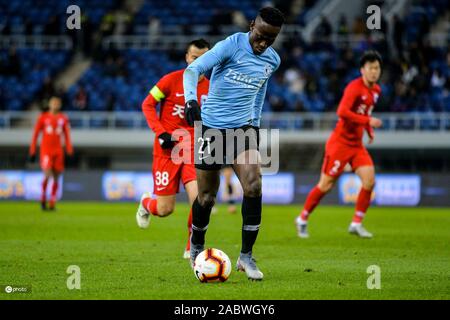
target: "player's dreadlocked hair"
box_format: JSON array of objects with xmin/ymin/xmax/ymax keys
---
[
  {"xmin": 360, "ymin": 50, "xmax": 383, "ymax": 68},
  {"xmin": 186, "ymin": 38, "xmax": 211, "ymax": 53},
  {"xmin": 258, "ymin": 7, "xmax": 285, "ymax": 27}
]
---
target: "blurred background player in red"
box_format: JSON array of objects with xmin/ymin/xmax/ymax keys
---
[
  {"xmin": 295, "ymin": 50, "xmax": 383, "ymax": 239},
  {"xmin": 29, "ymin": 96, "xmax": 73, "ymax": 211},
  {"xmin": 136, "ymin": 39, "xmax": 210, "ymax": 259}
]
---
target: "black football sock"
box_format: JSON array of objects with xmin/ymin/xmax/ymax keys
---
[
  {"xmin": 241, "ymin": 195, "xmax": 262, "ymax": 254},
  {"xmin": 191, "ymin": 197, "xmax": 212, "ymax": 246}
]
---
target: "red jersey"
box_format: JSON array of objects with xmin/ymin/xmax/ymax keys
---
[
  {"xmin": 30, "ymin": 112, "xmax": 73, "ymax": 155},
  {"xmin": 142, "ymin": 68, "xmax": 209, "ymax": 158},
  {"xmin": 330, "ymin": 77, "xmax": 381, "ymax": 147}
]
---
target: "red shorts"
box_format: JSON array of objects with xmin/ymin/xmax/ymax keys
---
[
  {"xmin": 152, "ymin": 155, "xmax": 196, "ymax": 196},
  {"xmin": 321, "ymin": 140, "xmax": 373, "ymax": 177},
  {"xmin": 40, "ymin": 152, "xmax": 64, "ymax": 172}
]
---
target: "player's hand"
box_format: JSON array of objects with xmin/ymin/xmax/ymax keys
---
[
  {"xmin": 28, "ymin": 154, "xmax": 36, "ymax": 163},
  {"xmin": 369, "ymin": 117, "xmax": 383, "ymax": 128},
  {"xmin": 66, "ymin": 151, "xmax": 74, "ymax": 161},
  {"xmin": 158, "ymin": 132, "xmax": 175, "ymax": 149},
  {"xmin": 185, "ymin": 100, "xmax": 201, "ymax": 126}
]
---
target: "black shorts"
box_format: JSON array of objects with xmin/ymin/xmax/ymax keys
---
[{"xmin": 194, "ymin": 124, "xmax": 259, "ymax": 171}]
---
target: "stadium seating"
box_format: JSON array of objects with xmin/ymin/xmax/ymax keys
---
[
  {"xmin": 0, "ymin": 0, "xmax": 448, "ymax": 118},
  {"xmin": 0, "ymin": 0, "xmax": 118, "ymax": 34},
  {"xmin": 0, "ymin": 49, "xmax": 70, "ymax": 110}
]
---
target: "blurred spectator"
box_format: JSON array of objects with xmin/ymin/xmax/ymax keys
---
[
  {"xmin": 43, "ymin": 16, "xmax": 61, "ymax": 35},
  {"xmin": 100, "ymin": 10, "xmax": 116, "ymax": 37},
  {"xmin": 74, "ymin": 86, "xmax": 89, "ymax": 111},
  {"xmin": 80, "ymin": 14, "xmax": 95, "ymax": 56},
  {"xmin": 337, "ymin": 15, "xmax": 349, "ymax": 37},
  {"xmin": 391, "ymin": 80, "xmax": 408, "ymax": 112},
  {"xmin": 2, "ymin": 47, "xmax": 21, "ymax": 77},
  {"xmin": 392, "ymin": 15, "xmax": 404, "ymax": 58},
  {"xmin": 24, "ymin": 17, "xmax": 33, "ymax": 34},
  {"xmin": 38, "ymin": 77, "xmax": 62, "ymax": 109},
  {"xmin": 113, "ymin": 9, "xmax": 133, "ymax": 36},
  {"xmin": 105, "ymin": 94, "xmax": 115, "ymax": 112},
  {"xmin": 314, "ymin": 16, "xmax": 332, "ymax": 41},
  {"xmin": 402, "ymin": 63, "xmax": 419, "ymax": 85},
  {"xmin": 104, "ymin": 57, "xmax": 119, "ymax": 77},
  {"xmin": 147, "ymin": 16, "xmax": 161, "ymax": 39},
  {"xmin": 231, "ymin": 10, "xmax": 248, "ymax": 31},
  {"xmin": 1, "ymin": 19, "xmax": 11, "ymax": 35},
  {"xmin": 0, "ymin": 87, "xmax": 4, "ymax": 111},
  {"xmin": 351, "ymin": 16, "xmax": 366, "ymax": 35},
  {"xmin": 209, "ymin": 9, "xmax": 233, "ymax": 35},
  {"xmin": 284, "ymin": 67, "xmax": 304, "ymax": 93}
]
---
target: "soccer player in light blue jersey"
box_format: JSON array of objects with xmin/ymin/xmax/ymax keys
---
[{"xmin": 183, "ymin": 7, "xmax": 285, "ymax": 280}]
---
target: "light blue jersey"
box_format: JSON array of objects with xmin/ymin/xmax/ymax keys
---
[{"xmin": 184, "ymin": 32, "xmax": 280, "ymax": 129}]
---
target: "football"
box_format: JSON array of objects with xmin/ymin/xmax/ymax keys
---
[{"xmin": 193, "ymin": 248, "xmax": 232, "ymax": 283}]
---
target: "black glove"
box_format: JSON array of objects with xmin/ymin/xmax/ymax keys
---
[
  {"xmin": 158, "ymin": 132, "xmax": 175, "ymax": 149},
  {"xmin": 28, "ymin": 154, "xmax": 36, "ymax": 163},
  {"xmin": 184, "ymin": 100, "xmax": 202, "ymax": 126},
  {"xmin": 66, "ymin": 152, "xmax": 74, "ymax": 162}
]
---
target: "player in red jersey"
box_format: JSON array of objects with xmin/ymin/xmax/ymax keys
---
[
  {"xmin": 136, "ymin": 39, "xmax": 210, "ymax": 259},
  {"xmin": 29, "ymin": 96, "xmax": 73, "ymax": 210},
  {"xmin": 295, "ymin": 51, "xmax": 383, "ymax": 238}
]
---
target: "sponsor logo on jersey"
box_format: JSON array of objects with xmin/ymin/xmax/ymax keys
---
[{"xmin": 223, "ymin": 69, "xmax": 265, "ymax": 89}]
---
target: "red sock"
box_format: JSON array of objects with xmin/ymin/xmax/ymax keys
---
[
  {"xmin": 142, "ymin": 197, "xmax": 159, "ymax": 216},
  {"xmin": 41, "ymin": 177, "xmax": 49, "ymax": 202},
  {"xmin": 300, "ymin": 186, "xmax": 325, "ymax": 221},
  {"xmin": 50, "ymin": 180, "xmax": 58, "ymax": 204},
  {"xmin": 186, "ymin": 208, "xmax": 193, "ymax": 250},
  {"xmin": 353, "ymin": 187, "xmax": 373, "ymax": 223}
]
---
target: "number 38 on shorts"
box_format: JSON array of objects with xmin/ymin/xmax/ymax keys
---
[{"xmin": 152, "ymin": 155, "xmax": 197, "ymax": 196}]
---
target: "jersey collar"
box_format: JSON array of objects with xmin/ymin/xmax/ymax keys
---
[{"xmin": 245, "ymin": 32, "xmax": 255, "ymax": 55}]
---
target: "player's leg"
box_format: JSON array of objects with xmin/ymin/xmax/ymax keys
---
[
  {"xmin": 295, "ymin": 144, "xmax": 348, "ymax": 237},
  {"xmin": 48, "ymin": 170, "xmax": 60, "ymax": 210},
  {"xmin": 41, "ymin": 169, "xmax": 52, "ymax": 210},
  {"xmin": 39, "ymin": 153, "xmax": 53, "ymax": 210},
  {"xmin": 181, "ymin": 163, "xmax": 198, "ymax": 259},
  {"xmin": 190, "ymin": 168, "xmax": 221, "ymax": 265},
  {"xmin": 136, "ymin": 156, "xmax": 181, "ymax": 228},
  {"xmin": 349, "ymin": 163, "xmax": 375, "ymax": 238},
  {"xmin": 232, "ymin": 148, "xmax": 264, "ymax": 280},
  {"xmin": 295, "ymin": 173, "xmax": 337, "ymax": 237},
  {"xmin": 48, "ymin": 152, "xmax": 65, "ymax": 210},
  {"xmin": 223, "ymin": 166, "xmax": 237, "ymax": 213}
]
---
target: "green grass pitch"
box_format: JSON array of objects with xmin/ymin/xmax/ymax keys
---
[{"xmin": 0, "ymin": 201, "xmax": 449, "ymax": 300}]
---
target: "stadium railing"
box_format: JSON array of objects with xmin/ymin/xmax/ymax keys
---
[
  {"xmin": 1, "ymin": 111, "xmax": 450, "ymax": 149},
  {"xmin": 1, "ymin": 111, "xmax": 449, "ymax": 131},
  {"xmin": 0, "ymin": 35, "xmax": 73, "ymax": 50},
  {"xmin": 101, "ymin": 25, "xmax": 306, "ymax": 50},
  {"xmin": 101, "ymin": 29, "xmax": 448, "ymax": 50}
]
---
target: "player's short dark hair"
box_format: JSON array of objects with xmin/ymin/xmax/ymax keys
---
[
  {"xmin": 258, "ymin": 7, "xmax": 285, "ymax": 27},
  {"xmin": 359, "ymin": 50, "xmax": 383, "ymax": 68},
  {"xmin": 186, "ymin": 38, "xmax": 211, "ymax": 53}
]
